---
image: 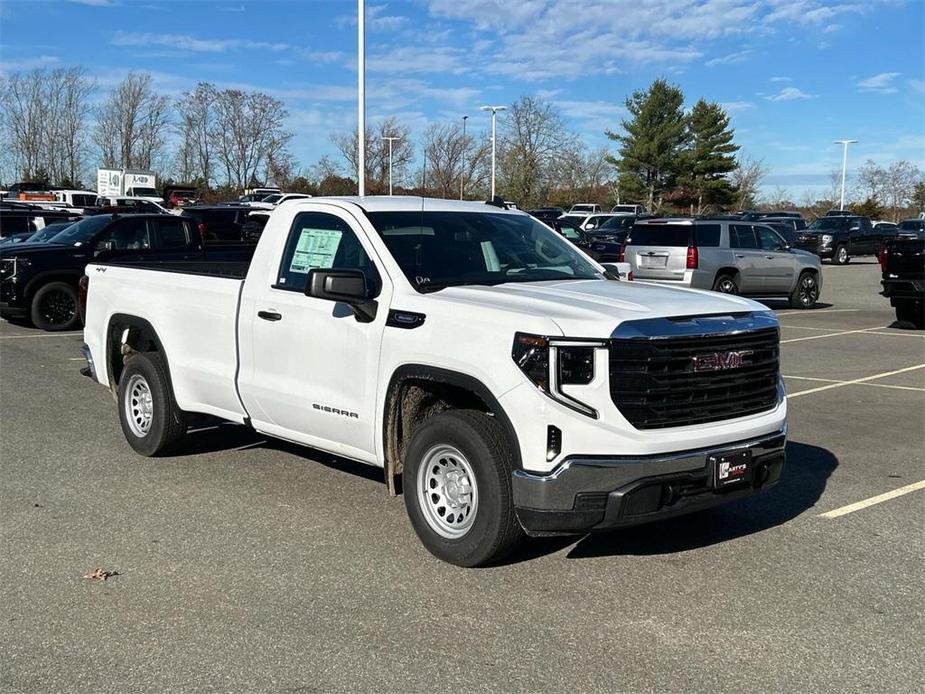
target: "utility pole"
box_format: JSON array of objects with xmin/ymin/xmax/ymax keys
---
[
  {"xmin": 834, "ymin": 139, "xmax": 858, "ymax": 210},
  {"xmin": 460, "ymin": 115, "xmax": 468, "ymax": 200},
  {"xmin": 480, "ymin": 105, "xmax": 506, "ymax": 199},
  {"xmin": 357, "ymin": 0, "xmax": 365, "ymax": 196},
  {"xmin": 382, "ymin": 136, "xmax": 401, "ymax": 195}
]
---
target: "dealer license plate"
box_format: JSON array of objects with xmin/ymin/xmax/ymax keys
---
[{"xmin": 710, "ymin": 451, "xmax": 753, "ymax": 489}]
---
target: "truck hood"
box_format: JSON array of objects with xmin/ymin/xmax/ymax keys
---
[
  {"xmin": 430, "ymin": 278, "xmax": 768, "ymax": 337},
  {"xmin": 0, "ymin": 243, "xmax": 79, "ymax": 259}
]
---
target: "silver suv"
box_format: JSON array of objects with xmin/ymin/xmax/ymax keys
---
[{"xmin": 624, "ymin": 218, "xmax": 823, "ymax": 309}]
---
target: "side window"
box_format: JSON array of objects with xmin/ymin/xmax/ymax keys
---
[
  {"xmin": 730, "ymin": 224, "xmax": 758, "ymax": 249},
  {"xmin": 694, "ymin": 224, "xmax": 720, "ymax": 247},
  {"xmin": 156, "ymin": 218, "xmax": 191, "ymax": 248},
  {"xmin": 756, "ymin": 226, "xmax": 785, "ymax": 251},
  {"xmin": 96, "ymin": 218, "xmax": 151, "ymax": 250},
  {"xmin": 558, "ymin": 223, "xmax": 580, "ymax": 240},
  {"xmin": 276, "ymin": 212, "xmax": 375, "ymax": 292}
]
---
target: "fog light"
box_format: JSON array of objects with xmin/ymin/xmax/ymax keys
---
[{"xmin": 546, "ymin": 425, "xmax": 561, "ymax": 462}]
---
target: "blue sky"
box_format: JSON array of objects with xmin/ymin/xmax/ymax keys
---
[{"xmin": 1, "ymin": 0, "xmax": 923, "ymax": 199}]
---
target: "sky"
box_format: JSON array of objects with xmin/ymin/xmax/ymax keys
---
[{"xmin": 1, "ymin": 0, "xmax": 923, "ymax": 200}]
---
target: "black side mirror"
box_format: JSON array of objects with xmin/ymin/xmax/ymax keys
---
[
  {"xmin": 306, "ymin": 268, "xmax": 377, "ymax": 322},
  {"xmin": 94, "ymin": 240, "xmax": 114, "ymax": 256}
]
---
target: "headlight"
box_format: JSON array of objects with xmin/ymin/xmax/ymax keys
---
[
  {"xmin": 0, "ymin": 257, "xmax": 26, "ymax": 280},
  {"xmin": 512, "ymin": 333, "xmax": 604, "ymax": 418},
  {"xmin": 821, "ymin": 234, "xmax": 833, "ymax": 243}
]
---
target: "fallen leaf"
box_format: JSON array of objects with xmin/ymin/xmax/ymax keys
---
[{"xmin": 82, "ymin": 568, "xmax": 120, "ymax": 581}]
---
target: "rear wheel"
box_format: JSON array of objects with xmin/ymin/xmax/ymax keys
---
[
  {"xmin": 834, "ymin": 244, "xmax": 849, "ymax": 265},
  {"xmin": 30, "ymin": 281, "xmax": 79, "ymax": 331},
  {"xmin": 789, "ymin": 271, "xmax": 819, "ymax": 309},
  {"xmin": 713, "ymin": 273, "xmax": 739, "ymax": 295},
  {"xmin": 403, "ymin": 410, "xmax": 525, "ymax": 567},
  {"xmin": 118, "ymin": 352, "xmax": 187, "ymax": 456},
  {"xmin": 895, "ymin": 301, "xmax": 924, "ymax": 329}
]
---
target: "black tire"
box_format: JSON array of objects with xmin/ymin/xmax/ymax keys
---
[
  {"xmin": 30, "ymin": 281, "xmax": 79, "ymax": 331},
  {"xmin": 895, "ymin": 302, "xmax": 924, "ymax": 329},
  {"xmin": 403, "ymin": 409, "xmax": 525, "ymax": 567},
  {"xmin": 117, "ymin": 352, "xmax": 187, "ymax": 456},
  {"xmin": 833, "ymin": 244, "xmax": 849, "ymax": 265},
  {"xmin": 789, "ymin": 271, "xmax": 820, "ymax": 309},
  {"xmin": 712, "ymin": 273, "xmax": 739, "ymax": 295}
]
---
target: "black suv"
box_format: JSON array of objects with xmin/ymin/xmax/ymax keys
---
[
  {"xmin": 2, "ymin": 214, "xmax": 208, "ymax": 331},
  {"xmin": 793, "ymin": 215, "xmax": 883, "ymax": 264},
  {"xmin": 181, "ymin": 206, "xmax": 253, "ymax": 241},
  {"xmin": 0, "ymin": 205, "xmax": 83, "ymax": 238}
]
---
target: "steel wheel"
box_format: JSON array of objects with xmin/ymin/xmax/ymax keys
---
[
  {"xmin": 38, "ymin": 288, "xmax": 76, "ymax": 326},
  {"xmin": 123, "ymin": 374, "xmax": 154, "ymax": 438},
  {"xmin": 798, "ymin": 274, "xmax": 818, "ymax": 307},
  {"xmin": 417, "ymin": 444, "xmax": 479, "ymax": 539}
]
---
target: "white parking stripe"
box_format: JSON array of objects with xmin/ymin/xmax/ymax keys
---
[
  {"xmin": 775, "ymin": 309, "xmax": 861, "ymax": 315},
  {"xmin": 819, "ymin": 480, "xmax": 925, "ymax": 519},
  {"xmin": 0, "ymin": 332, "xmax": 82, "ymax": 339},
  {"xmin": 787, "ymin": 363, "xmax": 925, "ymax": 398},
  {"xmin": 862, "ymin": 330, "xmax": 925, "ymax": 338},
  {"xmin": 780, "ymin": 325, "xmax": 857, "ymax": 332},
  {"xmin": 784, "ymin": 375, "xmax": 925, "ymax": 393},
  {"xmin": 781, "ymin": 327, "xmax": 882, "ymax": 343}
]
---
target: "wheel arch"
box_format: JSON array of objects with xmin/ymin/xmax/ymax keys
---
[
  {"xmin": 23, "ymin": 270, "xmax": 82, "ymax": 299},
  {"xmin": 104, "ymin": 313, "xmax": 173, "ymax": 396},
  {"xmin": 713, "ymin": 267, "xmax": 740, "ymax": 284},
  {"xmin": 381, "ymin": 365, "xmax": 521, "ymax": 493}
]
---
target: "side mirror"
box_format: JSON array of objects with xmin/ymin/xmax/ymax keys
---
[
  {"xmin": 306, "ymin": 268, "xmax": 377, "ymax": 322},
  {"xmin": 94, "ymin": 240, "xmax": 114, "ymax": 256},
  {"xmin": 601, "ymin": 262, "xmax": 632, "ymax": 281}
]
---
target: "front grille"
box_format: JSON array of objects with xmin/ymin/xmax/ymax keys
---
[{"xmin": 609, "ymin": 327, "xmax": 780, "ymax": 429}]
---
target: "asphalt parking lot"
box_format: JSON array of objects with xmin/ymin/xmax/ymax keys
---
[{"xmin": 1, "ymin": 258, "xmax": 923, "ymax": 693}]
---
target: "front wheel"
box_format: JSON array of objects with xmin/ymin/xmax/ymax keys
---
[
  {"xmin": 30, "ymin": 281, "xmax": 79, "ymax": 331},
  {"xmin": 403, "ymin": 410, "xmax": 525, "ymax": 567},
  {"xmin": 118, "ymin": 352, "xmax": 187, "ymax": 456},
  {"xmin": 833, "ymin": 244, "xmax": 850, "ymax": 265},
  {"xmin": 790, "ymin": 271, "xmax": 820, "ymax": 309}
]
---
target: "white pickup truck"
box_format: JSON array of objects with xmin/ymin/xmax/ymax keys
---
[{"xmin": 82, "ymin": 197, "xmax": 787, "ymax": 566}]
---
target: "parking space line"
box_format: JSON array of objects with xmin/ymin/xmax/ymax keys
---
[
  {"xmin": 862, "ymin": 330, "xmax": 925, "ymax": 339},
  {"xmin": 0, "ymin": 332, "xmax": 83, "ymax": 339},
  {"xmin": 819, "ymin": 480, "xmax": 925, "ymax": 519},
  {"xmin": 779, "ymin": 325, "xmax": 856, "ymax": 332},
  {"xmin": 784, "ymin": 375, "xmax": 925, "ymax": 393},
  {"xmin": 775, "ymin": 309, "xmax": 860, "ymax": 316},
  {"xmin": 781, "ymin": 326, "xmax": 882, "ymax": 343},
  {"xmin": 787, "ymin": 363, "xmax": 925, "ymax": 398}
]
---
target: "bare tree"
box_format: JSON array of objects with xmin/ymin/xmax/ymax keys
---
[
  {"xmin": 857, "ymin": 159, "xmax": 922, "ymax": 221},
  {"xmin": 423, "ymin": 122, "xmax": 470, "ymax": 198},
  {"xmin": 94, "ymin": 72, "xmax": 171, "ymax": 170},
  {"xmin": 1, "ymin": 71, "xmax": 45, "ymax": 180},
  {"xmin": 497, "ymin": 97, "xmax": 579, "ymax": 208},
  {"xmin": 332, "ymin": 117, "xmax": 414, "ymax": 194},
  {"xmin": 175, "ymin": 82, "xmax": 216, "ymax": 186},
  {"xmin": 210, "ymin": 89, "xmax": 292, "ymax": 189},
  {"xmin": 731, "ymin": 154, "xmax": 766, "ymax": 209}
]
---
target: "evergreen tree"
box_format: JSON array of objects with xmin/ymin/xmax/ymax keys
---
[
  {"xmin": 682, "ymin": 100, "xmax": 739, "ymax": 213},
  {"xmin": 606, "ymin": 79, "xmax": 687, "ymax": 211}
]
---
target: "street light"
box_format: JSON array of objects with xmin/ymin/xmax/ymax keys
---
[
  {"xmin": 382, "ymin": 136, "xmax": 401, "ymax": 195},
  {"xmin": 357, "ymin": 0, "xmax": 365, "ymax": 196},
  {"xmin": 480, "ymin": 105, "xmax": 506, "ymax": 199},
  {"xmin": 834, "ymin": 139, "xmax": 858, "ymax": 211},
  {"xmin": 460, "ymin": 115, "xmax": 468, "ymax": 200}
]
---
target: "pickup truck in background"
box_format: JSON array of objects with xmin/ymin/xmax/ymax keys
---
[
  {"xmin": 1, "ymin": 213, "xmax": 254, "ymax": 330},
  {"xmin": 82, "ymin": 197, "xmax": 787, "ymax": 567},
  {"xmin": 792, "ymin": 214, "xmax": 883, "ymax": 264},
  {"xmin": 880, "ymin": 229, "xmax": 924, "ymax": 329}
]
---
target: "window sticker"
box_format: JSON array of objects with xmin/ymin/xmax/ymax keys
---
[{"xmin": 289, "ymin": 228, "xmax": 343, "ymax": 274}]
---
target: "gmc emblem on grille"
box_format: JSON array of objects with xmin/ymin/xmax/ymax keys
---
[{"xmin": 692, "ymin": 350, "xmax": 754, "ymax": 372}]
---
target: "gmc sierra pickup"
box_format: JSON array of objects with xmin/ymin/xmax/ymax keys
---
[{"xmin": 82, "ymin": 197, "xmax": 787, "ymax": 566}]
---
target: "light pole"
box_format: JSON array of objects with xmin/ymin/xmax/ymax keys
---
[
  {"xmin": 460, "ymin": 115, "xmax": 468, "ymax": 200},
  {"xmin": 480, "ymin": 105, "xmax": 506, "ymax": 199},
  {"xmin": 834, "ymin": 139, "xmax": 858, "ymax": 211},
  {"xmin": 357, "ymin": 0, "xmax": 365, "ymax": 196},
  {"xmin": 382, "ymin": 136, "xmax": 401, "ymax": 195}
]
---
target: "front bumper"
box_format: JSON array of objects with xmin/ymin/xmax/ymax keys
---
[{"xmin": 512, "ymin": 429, "xmax": 786, "ymax": 534}]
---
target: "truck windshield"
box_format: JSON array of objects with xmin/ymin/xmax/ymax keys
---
[
  {"xmin": 807, "ymin": 218, "xmax": 847, "ymax": 230},
  {"xmin": 46, "ymin": 214, "xmax": 112, "ymax": 246},
  {"xmin": 367, "ymin": 211, "xmax": 603, "ymax": 292},
  {"xmin": 130, "ymin": 188, "xmax": 158, "ymax": 197}
]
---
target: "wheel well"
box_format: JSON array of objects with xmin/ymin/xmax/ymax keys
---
[
  {"xmin": 105, "ymin": 315, "xmax": 164, "ymax": 393},
  {"xmin": 714, "ymin": 267, "xmax": 739, "ymax": 283},
  {"xmin": 382, "ymin": 367, "xmax": 520, "ymax": 493},
  {"xmin": 24, "ymin": 272, "xmax": 81, "ymax": 300}
]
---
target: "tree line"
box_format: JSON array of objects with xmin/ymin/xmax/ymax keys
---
[{"xmin": 1, "ymin": 67, "xmax": 922, "ymax": 219}]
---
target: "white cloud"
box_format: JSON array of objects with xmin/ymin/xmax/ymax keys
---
[
  {"xmin": 720, "ymin": 101, "xmax": 756, "ymax": 113},
  {"xmin": 856, "ymin": 72, "xmax": 901, "ymax": 94},
  {"xmin": 68, "ymin": 0, "xmax": 114, "ymax": 6},
  {"xmin": 765, "ymin": 87, "xmax": 814, "ymax": 101},
  {"xmin": 0, "ymin": 55, "xmax": 60, "ymax": 74},
  {"xmin": 112, "ymin": 31, "xmax": 289, "ymax": 53},
  {"xmin": 909, "ymin": 79, "xmax": 925, "ymax": 94},
  {"xmin": 770, "ymin": 76, "xmax": 792, "ymax": 82},
  {"xmin": 706, "ymin": 49, "xmax": 752, "ymax": 67}
]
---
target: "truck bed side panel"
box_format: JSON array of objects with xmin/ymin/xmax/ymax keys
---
[{"xmin": 85, "ymin": 264, "xmax": 247, "ymax": 422}]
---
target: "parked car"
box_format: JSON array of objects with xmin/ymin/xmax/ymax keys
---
[
  {"xmin": 0, "ymin": 232, "xmax": 35, "ymax": 247},
  {"xmin": 792, "ymin": 215, "xmax": 881, "ymax": 264},
  {"xmin": 93, "ymin": 196, "xmax": 171, "ymax": 214},
  {"xmin": 758, "ymin": 211, "xmax": 804, "ymax": 220},
  {"xmin": 587, "ymin": 215, "xmax": 645, "ymax": 261},
  {"xmin": 542, "ymin": 217, "xmax": 593, "ymax": 252},
  {"xmin": 163, "ymin": 185, "xmax": 199, "ymax": 209},
  {"xmin": 24, "ymin": 221, "xmax": 77, "ymax": 244},
  {"xmin": 624, "ymin": 218, "xmax": 822, "ymax": 308},
  {"xmin": 567, "ymin": 203, "xmax": 601, "ymax": 214},
  {"xmin": 610, "ymin": 204, "xmax": 645, "ymax": 215},
  {"xmin": 879, "ymin": 229, "xmax": 923, "ymax": 328},
  {"xmin": 181, "ymin": 206, "xmax": 253, "ymax": 241},
  {"xmin": 873, "ymin": 221, "xmax": 899, "ymax": 234},
  {"xmin": 560, "ymin": 213, "xmax": 616, "ymax": 231},
  {"xmin": 246, "ymin": 192, "xmax": 312, "ymax": 211},
  {"xmin": 0, "ymin": 206, "xmax": 82, "ymax": 238},
  {"xmin": 242, "ymin": 211, "xmax": 270, "ymax": 241},
  {"xmin": 526, "ymin": 207, "xmax": 565, "ymax": 222},
  {"xmin": 0, "ymin": 213, "xmax": 253, "ymax": 331},
  {"xmin": 897, "ymin": 218, "xmax": 925, "ymax": 238},
  {"xmin": 238, "ymin": 187, "xmax": 280, "ymax": 205},
  {"xmin": 81, "ymin": 197, "xmax": 786, "ymax": 567},
  {"xmin": 761, "ymin": 216, "xmax": 807, "ymax": 232}
]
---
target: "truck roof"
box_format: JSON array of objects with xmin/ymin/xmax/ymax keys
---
[{"xmin": 317, "ymin": 195, "xmax": 523, "ymax": 214}]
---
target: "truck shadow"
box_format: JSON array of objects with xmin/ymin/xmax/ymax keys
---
[{"xmin": 560, "ymin": 441, "xmax": 837, "ymax": 561}]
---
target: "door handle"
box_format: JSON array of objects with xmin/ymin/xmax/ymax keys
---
[
  {"xmin": 765, "ymin": 255, "xmax": 775, "ymax": 259},
  {"xmin": 257, "ymin": 310, "xmax": 282, "ymax": 322},
  {"xmin": 735, "ymin": 254, "xmax": 746, "ymax": 258}
]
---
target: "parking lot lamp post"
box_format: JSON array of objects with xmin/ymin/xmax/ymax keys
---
[
  {"xmin": 358, "ymin": 0, "xmax": 366, "ymax": 196},
  {"xmin": 480, "ymin": 105, "xmax": 506, "ymax": 199},
  {"xmin": 383, "ymin": 136, "xmax": 401, "ymax": 195},
  {"xmin": 460, "ymin": 115, "xmax": 468, "ymax": 200},
  {"xmin": 834, "ymin": 139, "xmax": 858, "ymax": 210}
]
